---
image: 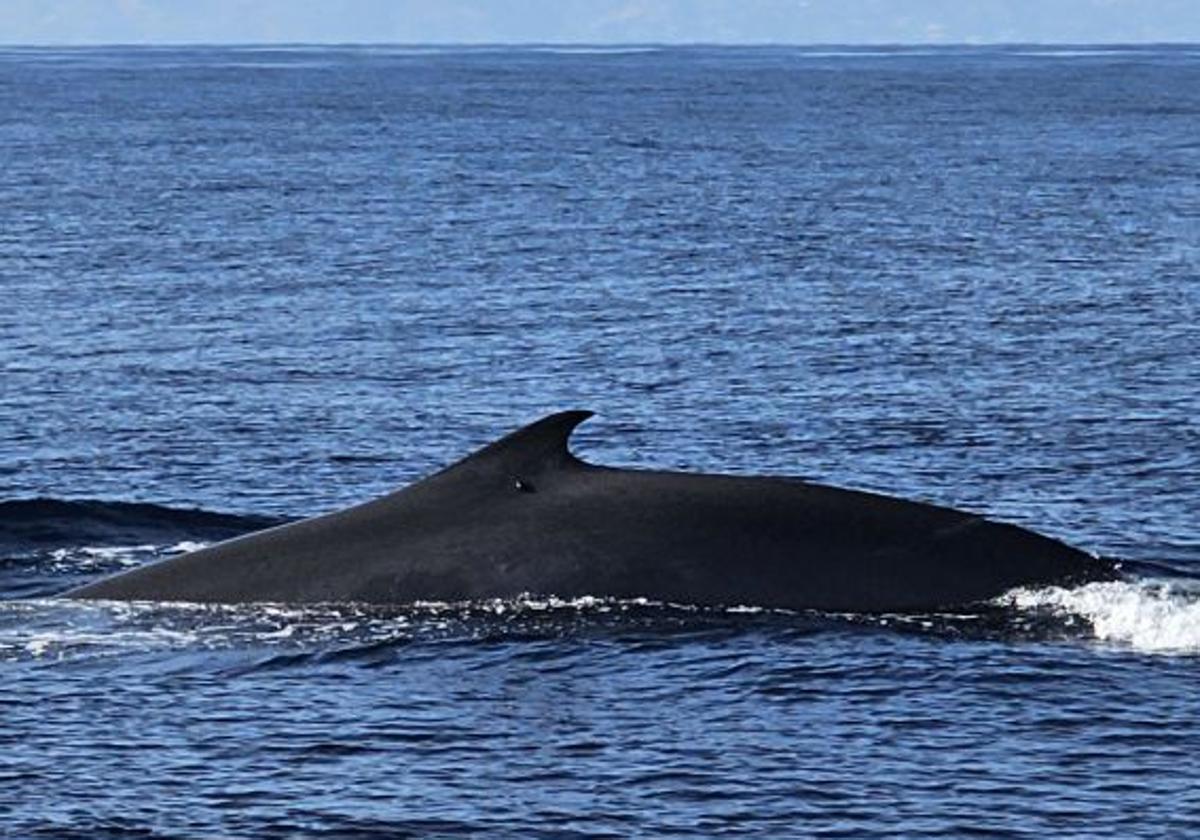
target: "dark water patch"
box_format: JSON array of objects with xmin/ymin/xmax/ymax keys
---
[
  {"xmin": 1119, "ymin": 557, "xmax": 1200, "ymax": 580},
  {"xmin": 0, "ymin": 498, "xmax": 288, "ymax": 554},
  {"xmin": 0, "ymin": 561, "xmax": 68, "ymax": 600}
]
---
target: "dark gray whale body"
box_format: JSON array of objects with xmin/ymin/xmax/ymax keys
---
[{"xmin": 69, "ymin": 411, "xmax": 1116, "ymax": 611}]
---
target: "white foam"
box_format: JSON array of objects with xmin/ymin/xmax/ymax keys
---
[
  {"xmin": 1000, "ymin": 579, "xmax": 1200, "ymax": 654},
  {"xmin": 0, "ymin": 598, "xmax": 402, "ymax": 662},
  {"xmin": 48, "ymin": 545, "xmax": 157, "ymax": 571},
  {"xmin": 42, "ymin": 541, "xmax": 209, "ymax": 575},
  {"xmin": 166, "ymin": 541, "xmax": 209, "ymax": 554}
]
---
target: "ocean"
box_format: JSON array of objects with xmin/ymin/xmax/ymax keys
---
[{"xmin": 2, "ymin": 45, "xmax": 1198, "ymax": 837}]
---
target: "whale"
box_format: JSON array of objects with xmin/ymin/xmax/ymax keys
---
[{"xmin": 67, "ymin": 411, "xmax": 1117, "ymax": 611}]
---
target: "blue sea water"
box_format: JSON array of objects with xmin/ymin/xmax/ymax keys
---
[{"xmin": 1, "ymin": 44, "xmax": 1199, "ymax": 837}]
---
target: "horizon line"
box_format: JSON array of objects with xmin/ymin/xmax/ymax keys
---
[{"xmin": 3, "ymin": 40, "xmax": 1199, "ymax": 49}]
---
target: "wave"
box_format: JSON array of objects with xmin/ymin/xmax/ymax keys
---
[
  {"xmin": 0, "ymin": 498, "xmax": 288, "ymax": 555},
  {"xmin": 0, "ymin": 596, "xmax": 743, "ymax": 664},
  {"xmin": 5, "ymin": 578, "xmax": 1198, "ymax": 665},
  {"xmin": 998, "ymin": 578, "xmax": 1200, "ymax": 654}
]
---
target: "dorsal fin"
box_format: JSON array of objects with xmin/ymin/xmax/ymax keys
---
[{"xmin": 464, "ymin": 410, "xmax": 594, "ymax": 475}]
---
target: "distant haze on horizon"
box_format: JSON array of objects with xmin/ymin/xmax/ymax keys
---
[{"xmin": 2, "ymin": 0, "xmax": 1199, "ymax": 45}]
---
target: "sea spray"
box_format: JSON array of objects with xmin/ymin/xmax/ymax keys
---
[{"xmin": 1001, "ymin": 578, "xmax": 1200, "ymax": 654}]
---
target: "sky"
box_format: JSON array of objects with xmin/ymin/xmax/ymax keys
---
[{"xmin": 1, "ymin": 0, "xmax": 1199, "ymax": 45}]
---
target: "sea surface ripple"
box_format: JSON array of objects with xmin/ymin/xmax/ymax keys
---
[{"xmin": 1, "ymin": 45, "xmax": 1198, "ymax": 838}]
